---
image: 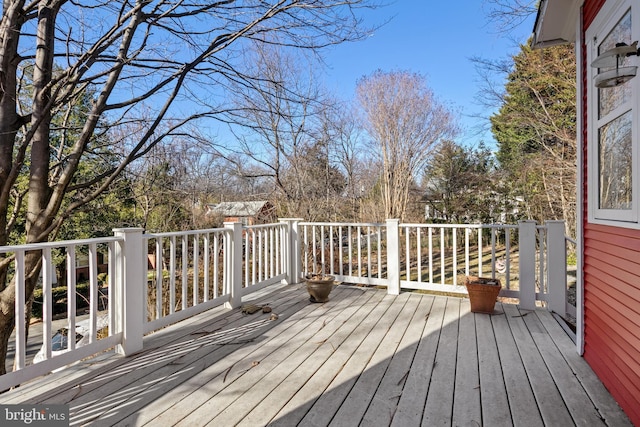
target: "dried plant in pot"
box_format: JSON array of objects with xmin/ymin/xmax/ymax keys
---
[
  {"xmin": 465, "ymin": 276, "xmax": 502, "ymax": 314},
  {"xmin": 304, "ymin": 273, "xmax": 335, "ymax": 303}
]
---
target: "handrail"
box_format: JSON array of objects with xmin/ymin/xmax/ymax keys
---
[{"xmin": 0, "ymin": 236, "xmax": 121, "ymax": 253}]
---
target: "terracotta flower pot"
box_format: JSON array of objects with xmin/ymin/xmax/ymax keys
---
[
  {"xmin": 305, "ymin": 274, "xmax": 335, "ymax": 303},
  {"xmin": 465, "ymin": 276, "xmax": 502, "ymax": 314}
]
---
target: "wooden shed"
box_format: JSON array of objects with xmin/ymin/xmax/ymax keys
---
[{"xmin": 205, "ymin": 200, "xmax": 276, "ymax": 226}]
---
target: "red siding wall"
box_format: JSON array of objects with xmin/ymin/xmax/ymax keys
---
[
  {"xmin": 582, "ymin": 1, "xmax": 640, "ymax": 425},
  {"xmin": 583, "ymin": 225, "xmax": 640, "ymax": 425},
  {"xmin": 584, "ymin": 0, "xmax": 606, "ymax": 28}
]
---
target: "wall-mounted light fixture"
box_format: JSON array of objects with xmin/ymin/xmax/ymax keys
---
[{"xmin": 591, "ymin": 41, "xmax": 639, "ymax": 88}]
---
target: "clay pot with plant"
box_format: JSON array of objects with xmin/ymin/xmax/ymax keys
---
[
  {"xmin": 304, "ymin": 273, "xmax": 335, "ymax": 303},
  {"xmin": 465, "ymin": 276, "xmax": 502, "ymax": 314}
]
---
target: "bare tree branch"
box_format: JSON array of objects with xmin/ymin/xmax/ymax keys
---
[{"xmin": 0, "ymin": 0, "xmax": 380, "ymax": 375}]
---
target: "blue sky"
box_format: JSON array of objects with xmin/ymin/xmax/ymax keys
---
[{"xmin": 321, "ymin": 2, "xmax": 536, "ymax": 148}]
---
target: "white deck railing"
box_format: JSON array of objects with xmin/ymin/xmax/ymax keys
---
[
  {"xmin": 298, "ymin": 220, "xmax": 569, "ymax": 308},
  {"xmin": 0, "ymin": 218, "xmax": 570, "ymax": 390},
  {"xmin": 0, "ymin": 236, "xmax": 123, "ymax": 390},
  {"xmin": 142, "ymin": 222, "xmax": 288, "ymax": 334}
]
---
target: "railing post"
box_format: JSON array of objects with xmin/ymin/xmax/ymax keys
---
[
  {"xmin": 546, "ymin": 220, "xmax": 567, "ymax": 316},
  {"xmin": 386, "ymin": 219, "xmax": 401, "ymax": 295},
  {"xmin": 224, "ymin": 222, "xmax": 243, "ymax": 309},
  {"xmin": 279, "ymin": 218, "xmax": 303, "ymax": 284},
  {"xmin": 518, "ymin": 220, "xmax": 537, "ymax": 310},
  {"xmin": 113, "ymin": 228, "xmax": 145, "ymax": 356}
]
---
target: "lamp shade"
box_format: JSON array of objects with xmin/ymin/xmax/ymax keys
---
[{"xmin": 594, "ymin": 66, "xmax": 637, "ymax": 88}]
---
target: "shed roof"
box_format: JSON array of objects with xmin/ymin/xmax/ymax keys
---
[{"xmin": 206, "ymin": 201, "xmax": 271, "ymax": 217}]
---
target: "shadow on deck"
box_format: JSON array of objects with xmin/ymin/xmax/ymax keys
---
[{"xmin": 0, "ymin": 283, "xmax": 631, "ymax": 426}]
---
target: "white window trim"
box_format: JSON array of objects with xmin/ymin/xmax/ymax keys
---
[{"xmin": 587, "ymin": 0, "xmax": 640, "ymax": 227}]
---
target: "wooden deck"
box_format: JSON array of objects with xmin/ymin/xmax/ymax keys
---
[{"xmin": 0, "ymin": 283, "xmax": 632, "ymax": 426}]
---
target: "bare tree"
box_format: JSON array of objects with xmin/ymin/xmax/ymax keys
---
[
  {"xmin": 327, "ymin": 105, "xmax": 366, "ymax": 220},
  {"xmin": 0, "ymin": 0, "xmax": 376, "ymax": 375},
  {"xmin": 356, "ymin": 70, "xmax": 458, "ymax": 221},
  {"xmin": 483, "ymin": 0, "xmax": 538, "ymax": 35},
  {"xmin": 221, "ymin": 41, "xmax": 343, "ymax": 219}
]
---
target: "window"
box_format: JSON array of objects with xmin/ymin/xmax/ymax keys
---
[{"xmin": 588, "ymin": 0, "xmax": 640, "ymax": 225}]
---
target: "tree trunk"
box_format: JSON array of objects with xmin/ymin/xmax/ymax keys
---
[{"xmin": 0, "ymin": 2, "xmax": 59, "ymax": 377}]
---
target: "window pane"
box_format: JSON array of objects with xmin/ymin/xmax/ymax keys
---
[
  {"xmin": 598, "ymin": 9, "xmax": 632, "ymax": 118},
  {"xmin": 599, "ymin": 110, "xmax": 632, "ymax": 209}
]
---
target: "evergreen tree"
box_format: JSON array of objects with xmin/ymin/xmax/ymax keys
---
[
  {"xmin": 490, "ymin": 43, "xmax": 577, "ymax": 235},
  {"xmin": 422, "ymin": 140, "xmax": 499, "ymax": 224}
]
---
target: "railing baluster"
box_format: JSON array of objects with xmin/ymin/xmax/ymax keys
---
[
  {"xmin": 193, "ymin": 234, "xmax": 199, "ymax": 305},
  {"xmin": 505, "ymin": 229, "xmax": 511, "ymax": 290},
  {"xmin": 155, "ymin": 238, "xmax": 162, "ymax": 319},
  {"xmin": 538, "ymin": 226, "xmax": 546, "ymax": 295},
  {"xmin": 143, "ymin": 238, "xmax": 149, "ymax": 319},
  {"xmin": 329, "ymin": 225, "xmax": 335, "ymax": 275},
  {"xmin": 182, "ymin": 235, "xmax": 188, "ymax": 310},
  {"xmin": 367, "ymin": 226, "xmax": 372, "ymax": 277},
  {"xmin": 491, "ymin": 228, "xmax": 497, "ymax": 280},
  {"xmin": 465, "ymin": 228, "xmax": 470, "ymax": 277},
  {"xmin": 417, "ymin": 228, "xmax": 422, "ymax": 283},
  {"xmin": 264, "ymin": 228, "xmax": 268, "ymax": 281},
  {"xmin": 338, "ymin": 226, "xmax": 344, "ymax": 276},
  {"xmin": 348, "ymin": 225, "xmax": 353, "ymax": 277},
  {"xmin": 204, "ymin": 233, "xmax": 210, "ymax": 302},
  {"xmin": 303, "ymin": 225, "xmax": 309, "ymax": 274},
  {"xmin": 170, "ymin": 236, "xmax": 176, "ymax": 312},
  {"xmin": 89, "ymin": 243, "xmax": 98, "ymax": 344},
  {"xmin": 270, "ymin": 227, "xmax": 275, "ymax": 278},
  {"xmin": 477, "ymin": 229, "xmax": 483, "ymax": 276},
  {"xmin": 213, "ymin": 234, "xmax": 219, "ymax": 298},
  {"xmin": 377, "ymin": 227, "xmax": 382, "ymax": 279},
  {"xmin": 259, "ymin": 229, "xmax": 264, "ymax": 281},
  {"xmin": 276, "ymin": 226, "xmax": 281, "ymax": 277},
  {"xmin": 42, "ymin": 247, "xmax": 53, "ymax": 360},
  {"xmin": 440, "ymin": 228, "xmax": 445, "ymax": 285},
  {"xmin": 359, "ymin": 226, "xmax": 364, "ymax": 277},
  {"xmin": 428, "ymin": 227, "xmax": 433, "ymax": 283},
  {"xmin": 452, "ymin": 228, "xmax": 457, "ymax": 286},
  {"xmin": 320, "ymin": 225, "xmax": 325, "ymax": 274},
  {"xmin": 14, "ymin": 251, "xmax": 26, "ymax": 370},
  {"xmin": 405, "ymin": 226, "xmax": 410, "ymax": 281},
  {"xmin": 68, "ymin": 246, "xmax": 78, "ymax": 349}
]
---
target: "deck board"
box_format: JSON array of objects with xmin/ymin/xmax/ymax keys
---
[
  {"xmin": 360, "ymin": 293, "xmax": 425, "ymax": 426},
  {"xmin": 117, "ymin": 283, "xmax": 325, "ymax": 427},
  {"xmin": 452, "ymin": 299, "xmax": 481, "ymax": 427},
  {"xmin": 291, "ymin": 290, "xmax": 398, "ymax": 427},
  {"xmin": 267, "ymin": 289, "xmax": 388, "ymax": 426},
  {"xmin": 212, "ymin": 288, "xmax": 380, "ymax": 426},
  {"xmin": 520, "ymin": 306, "xmax": 606, "ymax": 426},
  {"xmin": 422, "ymin": 297, "xmax": 460, "ymax": 426},
  {"xmin": 327, "ymin": 292, "xmax": 411, "ymax": 426},
  {"xmin": 492, "ymin": 304, "xmax": 542, "ymax": 427},
  {"xmin": 178, "ymin": 287, "xmax": 367, "ymax": 426},
  {"xmin": 503, "ymin": 304, "xmax": 575, "ymax": 426},
  {"xmin": 0, "ymin": 283, "xmax": 632, "ymax": 427},
  {"xmin": 390, "ymin": 294, "xmax": 443, "ymax": 427},
  {"xmin": 535, "ymin": 309, "xmax": 633, "ymax": 427},
  {"xmin": 476, "ymin": 306, "xmax": 513, "ymax": 427}
]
